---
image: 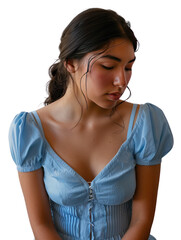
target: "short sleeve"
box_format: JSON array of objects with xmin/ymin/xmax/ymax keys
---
[
  {"xmin": 133, "ymin": 103, "xmax": 173, "ymax": 165},
  {"xmin": 8, "ymin": 112, "xmax": 45, "ymax": 172}
]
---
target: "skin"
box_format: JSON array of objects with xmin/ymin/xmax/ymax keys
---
[{"xmin": 18, "ymin": 38, "xmax": 161, "ymax": 239}]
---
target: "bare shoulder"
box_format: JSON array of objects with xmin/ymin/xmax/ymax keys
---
[
  {"xmin": 114, "ymin": 101, "xmax": 141, "ymax": 129},
  {"xmin": 36, "ymin": 101, "xmax": 62, "ymax": 129},
  {"xmin": 117, "ymin": 101, "xmax": 140, "ymax": 111},
  {"xmin": 36, "ymin": 100, "xmax": 70, "ymax": 125},
  {"xmin": 36, "ymin": 102, "xmax": 52, "ymax": 119},
  {"xmin": 116, "ymin": 101, "xmax": 140, "ymax": 118}
]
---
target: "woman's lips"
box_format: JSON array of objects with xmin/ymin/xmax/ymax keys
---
[{"xmin": 107, "ymin": 92, "xmax": 122, "ymax": 101}]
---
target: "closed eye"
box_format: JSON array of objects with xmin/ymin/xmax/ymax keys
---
[
  {"xmin": 125, "ymin": 68, "xmax": 132, "ymax": 71},
  {"xmin": 101, "ymin": 65, "xmax": 114, "ymax": 70}
]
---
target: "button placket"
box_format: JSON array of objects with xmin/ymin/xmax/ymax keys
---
[{"xmin": 88, "ymin": 184, "xmax": 94, "ymax": 239}]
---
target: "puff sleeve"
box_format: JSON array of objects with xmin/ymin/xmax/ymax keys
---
[
  {"xmin": 133, "ymin": 103, "xmax": 173, "ymax": 165},
  {"xmin": 8, "ymin": 112, "xmax": 45, "ymax": 172}
]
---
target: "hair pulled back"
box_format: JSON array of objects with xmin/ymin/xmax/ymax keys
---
[{"xmin": 44, "ymin": 8, "xmax": 138, "ymax": 105}]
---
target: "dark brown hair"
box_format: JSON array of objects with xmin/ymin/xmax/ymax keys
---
[{"xmin": 44, "ymin": 8, "xmax": 138, "ymax": 105}]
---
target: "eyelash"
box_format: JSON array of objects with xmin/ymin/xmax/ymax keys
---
[
  {"xmin": 102, "ymin": 65, "xmax": 132, "ymax": 71},
  {"xmin": 102, "ymin": 65, "xmax": 114, "ymax": 70},
  {"xmin": 125, "ymin": 68, "xmax": 132, "ymax": 71}
]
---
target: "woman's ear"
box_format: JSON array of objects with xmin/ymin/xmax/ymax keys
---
[{"xmin": 64, "ymin": 59, "xmax": 77, "ymax": 73}]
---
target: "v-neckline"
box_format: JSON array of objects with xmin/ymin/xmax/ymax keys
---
[{"xmin": 31, "ymin": 105, "xmax": 143, "ymax": 186}]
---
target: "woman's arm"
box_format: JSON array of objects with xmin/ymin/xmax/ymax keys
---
[
  {"xmin": 122, "ymin": 164, "xmax": 161, "ymax": 240},
  {"xmin": 18, "ymin": 168, "xmax": 62, "ymax": 240}
]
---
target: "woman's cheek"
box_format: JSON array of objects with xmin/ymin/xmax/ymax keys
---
[{"xmin": 89, "ymin": 70, "xmax": 112, "ymax": 89}]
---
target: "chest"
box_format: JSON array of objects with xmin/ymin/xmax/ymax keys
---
[
  {"xmin": 43, "ymin": 120, "xmax": 129, "ymax": 182},
  {"xmin": 43, "ymin": 144, "xmax": 136, "ymax": 206}
]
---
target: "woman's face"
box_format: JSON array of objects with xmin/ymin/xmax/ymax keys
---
[{"xmin": 75, "ymin": 38, "xmax": 136, "ymax": 109}]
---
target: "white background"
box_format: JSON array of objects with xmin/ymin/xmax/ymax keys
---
[{"xmin": 0, "ymin": 0, "xmax": 180, "ymax": 239}]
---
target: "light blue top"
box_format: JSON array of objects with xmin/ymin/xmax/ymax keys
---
[{"xmin": 9, "ymin": 103, "xmax": 173, "ymax": 240}]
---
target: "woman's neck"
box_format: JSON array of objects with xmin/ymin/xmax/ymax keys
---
[{"xmin": 48, "ymin": 85, "xmax": 114, "ymax": 126}]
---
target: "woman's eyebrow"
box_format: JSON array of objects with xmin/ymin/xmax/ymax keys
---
[
  {"xmin": 100, "ymin": 54, "xmax": 136, "ymax": 63},
  {"xmin": 100, "ymin": 55, "xmax": 121, "ymax": 62}
]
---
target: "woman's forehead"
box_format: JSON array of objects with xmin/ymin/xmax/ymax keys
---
[
  {"xmin": 80, "ymin": 38, "xmax": 135, "ymax": 66},
  {"xmin": 96, "ymin": 39, "xmax": 134, "ymax": 62},
  {"xmin": 104, "ymin": 39, "xmax": 135, "ymax": 56}
]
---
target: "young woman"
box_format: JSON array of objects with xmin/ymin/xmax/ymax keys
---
[{"xmin": 9, "ymin": 8, "xmax": 173, "ymax": 240}]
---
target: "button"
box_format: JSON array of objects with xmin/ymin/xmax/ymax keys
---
[{"xmin": 89, "ymin": 186, "xmax": 94, "ymax": 200}]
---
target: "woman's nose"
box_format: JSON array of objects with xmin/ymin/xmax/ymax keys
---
[{"xmin": 113, "ymin": 73, "xmax": 127, "ymax": 88}]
